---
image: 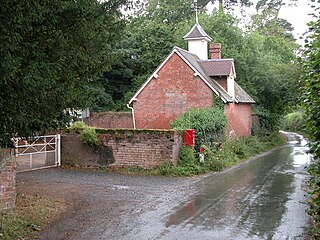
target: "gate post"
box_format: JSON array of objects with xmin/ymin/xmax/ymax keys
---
[{"xmin": 57, "ymin": 134, "xmax": 61, "ymax": 166}]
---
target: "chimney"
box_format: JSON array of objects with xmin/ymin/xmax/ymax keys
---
[{"xmin": 210, "ymin": 43, "xmax": 221, "ymax": 59}]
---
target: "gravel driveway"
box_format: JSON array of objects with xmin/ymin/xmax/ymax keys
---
[{"xmin": 16, "ymin": 169, "xmax": 199, "ymax": 240}]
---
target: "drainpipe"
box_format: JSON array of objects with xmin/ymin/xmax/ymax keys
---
[{"xmin": 126, "ymin": 104, "xmax": 136, "ymax": 129}]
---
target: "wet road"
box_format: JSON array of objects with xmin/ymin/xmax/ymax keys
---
[
  {"xmin": 17, "ymin": 132, "xmax": 312, "ymax": 240},
  {"xmin": 159, "ymin": 132, "xmax": 312, "ymax": 239}
]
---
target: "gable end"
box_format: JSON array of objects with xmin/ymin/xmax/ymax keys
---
[{"xmin": 129, "ymin": 47, "xmax": 228, "ymax": 105}]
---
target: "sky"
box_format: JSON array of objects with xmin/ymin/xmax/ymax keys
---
[
  {"xmin": 207, "ymin": 0, "xmax": 315, "ymax": 45},
  {"xmin": 278, "ymin": 0, "xmax": 314, "ymax": 41}
]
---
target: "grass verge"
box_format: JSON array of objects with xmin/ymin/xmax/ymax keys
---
[{"xmin": 0, "ymin": 193, "xmax": 64, "ymax": 240}]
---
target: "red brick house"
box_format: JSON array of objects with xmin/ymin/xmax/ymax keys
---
[{"xmin": 128, "ymin": 22, "xmax": 255, "ymax": 137}]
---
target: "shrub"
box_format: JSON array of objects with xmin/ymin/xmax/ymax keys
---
[
  {"xmin": 201, "ymin": 145, "xmax": 227, "ymax": 171},
  {"xmin": 170, "ymin": 107, "xmax": 227, "ymax": 147},
  {"xmin": 80, "ymin": 128, "xmax": 99, "ymax": 146},
  {"xmin": 178, "ymin": 146, "xmax": 197, "ymax": 167},
  {"xmin": 173, "ymin": 146, "xmax": 204, "ymax": 176},
  {"xmin": 68, "ymin": 121, "xmax": 87, "ymax": 130},
  {"xmin": 282, "ymin": 111, "xmax": 305, "ymax": 131}
]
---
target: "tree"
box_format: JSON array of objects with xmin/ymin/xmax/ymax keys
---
[
  {"xmin": 209, "ymin": 0, "xmax": 253, "ymax": 11},
  {"xmin": 303, "ymin": 6, "xmax": 320, "ymax": 237},
  {"xmin": 87, "ymin": 41, "xmax": 140, "ymax": 112},
  {"xmin": 0, "ymin": 0, "xmax": 127, "ymax": 146},
  {"xmin": 200, "ymin": 11, "xmax": 300, "ymax": 131},
  {"xmin": 303, "ymin": 14, "xmax": 320, "ymax": 158},
  {"xmin": 104, "ymin": 0, "xmax": 190, "ymax": 104}
]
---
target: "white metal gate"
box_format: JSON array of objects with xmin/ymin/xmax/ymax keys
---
[{"xmin": 13, "ymin": 134, "xmax": 61, "ymax": 172}]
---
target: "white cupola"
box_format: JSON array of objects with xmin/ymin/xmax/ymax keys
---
[{"xmin": 183, "ymin": 22, "xmax": 212, "ymax": 60}]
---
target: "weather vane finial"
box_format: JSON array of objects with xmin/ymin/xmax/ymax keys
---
[{"xmin": 194, "ymin": 0, "xmax": 198, "ymax": 23}]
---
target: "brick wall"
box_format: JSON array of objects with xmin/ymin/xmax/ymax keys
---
[
  {"xmin": 133, "ymin": 53, "xmax": 214, "ymax": 129},
  {"xmin": 224, "ymin": 103, "xmax": 252, "ymax": 137},
  {"xmin": 61, "ymin": 129, "xmax": 183, "ymax": 169},
  {"xmin": 0, "ymin": 149, "xmax": 16, "ymax": 213},
  {"xmin": 215, "ymin": 77, "xmax": 228, "ymax": 91},
  {"xmin": 87, "ymin": 112, "xmax": 133, "ymax": 129}
]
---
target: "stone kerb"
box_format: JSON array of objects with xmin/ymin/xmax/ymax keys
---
[{"xmin": 0, "ymin": 149, "xmax": 16, "ymax": 213}]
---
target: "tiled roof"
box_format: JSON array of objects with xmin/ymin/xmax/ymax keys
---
[
  {"xmin": 183, "ymin": 23, "xmax": 212, "ymax": 41},
  {"xmin": 175, "ymin": 47, "xmax": 255, "ymax": 104},
  {"xmin": 198, "ymin": 59, "xmax": 234, "ymax": 76},
  {"xmin": 175, "ymin": 47, "xmax": 233, "ymax": 103},
  {"xmin": 234, "ymin": 82, "xmax": 255, "ymax": 103}
]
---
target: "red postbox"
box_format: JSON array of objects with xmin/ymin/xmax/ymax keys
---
[{"xmin": 184, "ymin": 129, "xmax": 196, "ymax": 146}]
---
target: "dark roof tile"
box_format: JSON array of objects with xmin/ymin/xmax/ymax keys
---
[
  {"xmin": 183, "ymin": 23, "xmax": 212, "ymax": 41},
  {"xmin": 198, "ymin": 60, "xmax": 234, "ymax": 76}
]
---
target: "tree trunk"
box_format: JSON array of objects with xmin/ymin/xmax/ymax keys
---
[{"xmin": 218, "ymin": 0, "xmax": 224, "ymax": 12}]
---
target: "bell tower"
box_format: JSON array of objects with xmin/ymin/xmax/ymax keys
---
[{"xmin": 183, "ymin": 0, "xmax": 212, "ymax": 59}]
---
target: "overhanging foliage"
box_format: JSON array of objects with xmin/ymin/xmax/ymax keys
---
[{"xmin": 0, "ymin": 0, "xmax": 127, "ymax": 146}]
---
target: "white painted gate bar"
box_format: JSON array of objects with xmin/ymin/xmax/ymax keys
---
[{"xmin": 13, "ymin": 134, "xmax": 61, "ymax": 172}]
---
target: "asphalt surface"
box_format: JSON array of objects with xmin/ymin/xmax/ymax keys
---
[
  {"xmin": 17, "ymin": 168, "xmax": 198, "ymax": 240},
  {"xmin": 16, "ymin": 132, "xmax": 312, "ymax": 240}
]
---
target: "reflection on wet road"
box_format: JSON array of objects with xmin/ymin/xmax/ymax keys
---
[{"xmin": 164, "ymin": 132, "xmax": 312, "ymax": 239}]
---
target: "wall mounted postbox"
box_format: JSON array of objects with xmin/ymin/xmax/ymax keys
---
[{"xmin": 184, "ymin": 129, "xmax": 196, "ymax": 146}]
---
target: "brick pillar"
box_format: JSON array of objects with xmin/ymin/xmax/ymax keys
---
[
  {"xmin": 0, "ymin": 149, "xmax": 16, "ymax": 213},
  {"xmin": 209, "ymin": 43, "xmax": 221, "ymax": 59}
]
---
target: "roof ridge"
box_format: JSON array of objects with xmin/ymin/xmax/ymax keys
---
[
  {"xmin": 197, "ymin": 58, "xmax": 234, "ymax": 62},
  {"xmin": 174, "ymin": 46, "xmax": 199, "ymax": 59},
  {"xmin": 173, "ymin": 46, "xmax": 190, "ymax": 53}
]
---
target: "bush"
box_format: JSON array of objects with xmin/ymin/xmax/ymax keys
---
[
  {"xmin": 170, "ymin": 107, "xmax": 227, "ymax": 147},
  {"xmin": 68, "ymin": 121, "xmax": 87, "ymax": 130},
  {"xmin": 67, "ymin": 121, "xmax": 99, "ymax": 146},
  {"xmin": 178, "ymin": 146, "xmax": 197, "ymax": 166},
  {"xmin": 80, "ymin": 128, "xmax": 99, "ymax": 146},
  {"xmin": 282, "ymin": 111, "xmax": 305, "ymax": 131},
  {"xmin": 171, "ymin": 146, "xmax": 204, "ymax": 176}
]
